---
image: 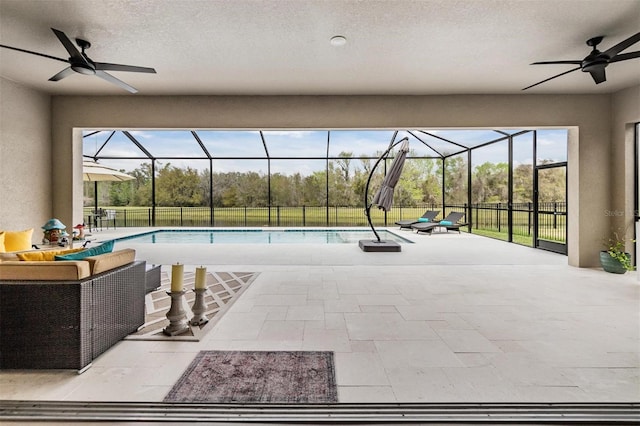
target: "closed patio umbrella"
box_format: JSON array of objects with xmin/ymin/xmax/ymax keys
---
[
  {"xmin": 371, "ymin": 138, "xmax": 410, "ymax": 211},
  {"xmin": 360, "ymin": 137, "xmax": 410, "ymax": 252}
]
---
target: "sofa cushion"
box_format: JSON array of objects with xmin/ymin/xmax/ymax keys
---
[
  {"xmin": 54, "ymin": 240, "xmax": 115, "ymax": 261},
  {"xmin": 17, "ymin": 247, "xmax": 85, "ymax": 261},
  {"xmin": 0, "ymin": 251, "xmax": 19, "ymax": 262},
  {"xmin": 1, "ymin": 229, "xmax": 34, "ymax": 253},
  {"xmin": 85, "ymin": 248, "xmax": 136, "ymax": 275},
  {"xmin": 0, "ymin": 260, "xmax": 91, "ymax": 281}
]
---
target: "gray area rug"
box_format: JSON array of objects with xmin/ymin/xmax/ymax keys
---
[{"xmin": 164, "ymin": 351, "xmax": 338, "ymax": 403}]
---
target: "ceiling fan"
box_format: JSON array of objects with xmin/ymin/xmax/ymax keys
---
[
  {"xmin": 523, "ymin": 31, "xmax": 640, "ymax": 90},
  {"xmin": 0, "ymin": 28, "xmax": 156, "ymax": 93}
]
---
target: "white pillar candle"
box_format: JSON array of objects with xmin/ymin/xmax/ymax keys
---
[
  {"xmin": 171, "ymin": 263, "xmax": 184, "ymax": 292},
  {"xmin": 195, "ymin": 266, "xmax": 207, "ymax": 290}
]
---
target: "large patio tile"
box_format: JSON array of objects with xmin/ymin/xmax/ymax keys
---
[
  {"xmin": 396, "ymin": 305, "xmax": 449, "ymax": 321},
  {"xmin": 0, "ymin": 371, "xmax": 82, "ymax": 401},
  {"xmin": 324, "ymin": 312, "xmax": 347, "ymax": 330},
  {"xmin": 375, "ymin": 340, "xmax": 464, "ymax": 368},
  {"xmin": 286, "ymin": 305, "xmax": 325, "ymax": 321},
  {"xmin": 560, "ymin": 367, "xmax": 640, "ymax": 401},
  {"xmin": 208, "ymin": 311, "xmax": 267, "ymax": 340},
  {"xmin": 519, "ymin": 339, "xmax": 639, "ymax": 367},
  {"xmin": 489, "ymin": 352, "xmax": 576, "ymax": 386},
  {"xmin": 258, "ymin": 320, "xmax": 305, "ymax": 340},
  {"xmin": 338, "ymin": 386, "xmax": 397, "ymax": 402},
  {"xmin": 323, "ymin": 296, "xmax": 362, "ymax": 313},
  {"xmin": 308, "ymin": 282, "xmax": 340, "ymax": 300},
  {"xmin": 383, "ymin": 366, "xmax": 459, "ymax": 402},
  {"xmin": 356, "ymin": 295, "xmax": 409, "ymax": 306},
  {"xmin": 218, "ymin": 340, "xmax": 303, "ymax": 351},
  {"xmin": 441, "ymin": 365, "xmax": 507, "ymax": 385},
  {"xmin": 345, "ymin": 313, "xmax": 439, "ymax": 340},
  {"xmin": 512, "ymin": 385, "xmax": 593, "ymax": 402},
  {"xmin": 436, "ymin": 329, "xmax": 502, "ymax": 353},
  {"xmin": 252, "ymin": 294, "xmax": 308, "ymax": 306},
  {"xmin": 337, "ymin": 281, "xmax": 372, "ymax": 295},
  {"xmin": 65, "ymin": 366, "xmax": 185, "ymax": 401},
  {"xmin": 334, "ymin": 352, "xmax": 389, "ymax": 386},
  {"xmin": 92, "ymin": 342, "xmax": 199, "ymax": 368},
  {"xmin": 249, "ymin": 305, "xmax": 288, "ymax": 320},
  {"xmin": 302, "ymin": 327, "xmax": 351, "ymax": 352}
]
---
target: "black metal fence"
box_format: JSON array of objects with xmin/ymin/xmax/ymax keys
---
[
  {"xmin": 465, "ymin": 202, "xmax": 566, "ymax": 240},
  {"xmin": 84, "ymin": 201, "xmax": 567, "ymax": 244}
]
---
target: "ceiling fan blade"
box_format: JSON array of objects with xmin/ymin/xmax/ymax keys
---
[
  {"xmin": 48, "ymin": 67, "xmax": 75, "ymax": 81},
  {"xmin": 522, "ymin": 67, "xmax": 581, "ymax": 90},
  {"xmin": 589, "ymin": 67, "xmax": 606, "ymax": 84},
  {"xmin": 602, "ymin": 32, "xmax": 640, "ymax": 58},
  {"xmin": 610, "ymin": 51, "xmax": 640, "ymax": 63},
  {"xmin": 0, "ymin": 44, "xmax": 69, "ymax": 63},
  {"xmin": 531, "ymin": 60, "xmax": 582, "ymax": 65},
  {"xmin": 95, "ymin": 70, "xmax": 138, "ymax": 93},
  {"xmin": 51, "ymin": 28, "xmax": 90, "ymax": 66},
  {"xmin": 94, "ymin": 62, "xmax": 156, "ymax": 73}
]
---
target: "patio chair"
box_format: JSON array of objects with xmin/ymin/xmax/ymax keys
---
[
  {"xmin": 395, "ymin": 210, "xmax": 440, "ymax": 229},
  {"xmin": 87, "ymin": 208, "xmax": 106, "ymax": 232},
  {"xmin": 104, "ymin": 209, "xmax": 117, "ymax": 229},
  {"xmin": 411, "ymin": 211, "xmax": 467, "ymax": 234}
]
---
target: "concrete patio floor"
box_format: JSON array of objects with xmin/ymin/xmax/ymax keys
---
[{"xmin": 1, "ymin": 228, "xmax": 638, "ymax": 405}]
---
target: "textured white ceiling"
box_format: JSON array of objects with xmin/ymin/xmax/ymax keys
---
[{"xmin": 1, "ymin": 0, "xmax": 639, "ymax": 95}]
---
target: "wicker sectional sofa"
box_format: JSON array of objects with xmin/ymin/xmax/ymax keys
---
[{"xmin": 0, "ymin": 249, "xmax": 146, "ymax": 372}]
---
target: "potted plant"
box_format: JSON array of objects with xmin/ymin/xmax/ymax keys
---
[{"xmin": 600, "ymin": 229, "xmax": 635, "ymax": 274}]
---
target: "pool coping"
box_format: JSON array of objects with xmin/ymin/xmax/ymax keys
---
[{"xmin": 113, "ymin": 228, "xmax": 415, "ymax": 244}]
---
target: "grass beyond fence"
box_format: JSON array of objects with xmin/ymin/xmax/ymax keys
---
[{"xmin": 84, "ymin": 202, "xmax": 566, "ymax": 248}]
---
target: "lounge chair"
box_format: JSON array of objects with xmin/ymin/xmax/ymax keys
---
[
  {"xmin": 395, "ymin": 210, "xmax": 440, "ymax": 229},
  {"xmin": 411, "ymin": 211, "xmax": 467, "ymax": 234}
]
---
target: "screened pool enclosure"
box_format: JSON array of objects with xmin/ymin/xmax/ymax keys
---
[{"xmin": 83, "ymin": 129, "xmax": 568, "ymax": 253}]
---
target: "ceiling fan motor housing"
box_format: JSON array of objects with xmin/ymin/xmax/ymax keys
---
[
  {"xmin": 71, "ymin": 62, "xmax": 96, "ymax": 75},
  {"xmin": 581, "ymin": 52, "xmax": 609, "ymax": 72}
]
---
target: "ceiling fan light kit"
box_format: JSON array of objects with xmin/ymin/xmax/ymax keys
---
[
  {"xmin": 0, "ymin": 28, "xmax": 156, "ymax": 93},
  {"xmin": 523, "ymin": 31, "xmax": 640, "ymax": 90}
]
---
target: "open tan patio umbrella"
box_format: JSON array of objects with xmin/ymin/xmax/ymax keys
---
[
  {"xmin": 83, "ymin": 161, "xmax": 134, "ymax": 219},
  {"xmin": 83, "ymin": 161, "xmax": 135, "ymax": 182},
  {"xmin": 360, "ymin": 137, "xmax": 410, "ymax": 252}
]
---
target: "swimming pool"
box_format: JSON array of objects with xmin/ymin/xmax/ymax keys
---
[{"xmin": 116, "ymin": 229, "xmax": 412, "ymax": 244}]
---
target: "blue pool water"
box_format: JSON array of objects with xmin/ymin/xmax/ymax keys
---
[{"xmin": 116, "ymin": 229, "xmax": 412, "ymax": 244}]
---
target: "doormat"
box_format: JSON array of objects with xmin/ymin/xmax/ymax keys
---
[
  {"xmin": 164, "ymin": 351, "xmax": 338, "ymax": 403},
  {"xmin": 126, "ymin": 267, "xmax": 258, "ymax": 341}
]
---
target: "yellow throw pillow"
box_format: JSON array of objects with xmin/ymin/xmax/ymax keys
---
[
  {"xmin": 17, "ymin": 247, "xmax": 85, "ymax": 261},
  {"xmin": 3, "ymin": 229, "xmax": 33, "ymax": 252},
  {"xmin": 0, "ymin": 231, "xmax": 5, "ymax": 253}
]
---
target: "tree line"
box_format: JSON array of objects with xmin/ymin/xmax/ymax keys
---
[{"xmin": 90, "ymin": 151, "xmax": 565, "ymax": 208}]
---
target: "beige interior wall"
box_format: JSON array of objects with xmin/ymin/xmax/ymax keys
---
[
  {"xmin": 51, "ymin": 94, "xmax": 615, "ymax": 266},
  {"xmin": 611, "ymin": 85, "xmax": 640, "ymax": 256},
  {"xmin": 0, "ymin": 77, "xmax": 51, "ymax": 242}
]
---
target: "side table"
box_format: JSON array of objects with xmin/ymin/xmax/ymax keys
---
[{"xmin": 145, "ymin": 264, "xmax": 162, "ymax": 294}]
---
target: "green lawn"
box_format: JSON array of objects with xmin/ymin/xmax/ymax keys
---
[{"xmin": 84, "ymin": 205, "xmax": 566, "ymax": 247}]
